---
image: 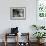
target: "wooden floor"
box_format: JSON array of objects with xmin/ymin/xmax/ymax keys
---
[{"xmin": 0, "ymin": 42, "xmax": 46, "ymax": 46}]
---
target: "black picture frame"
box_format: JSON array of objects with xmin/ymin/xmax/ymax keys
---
[{"xmin": 10, "ymin": 7, "xmax": 26, "ymax": 20}]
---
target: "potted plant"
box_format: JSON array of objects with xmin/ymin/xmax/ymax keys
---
[
  {"xmin": 32, "ymin": 25, "xmax": 39, "ymax": 30},
  {"xmin": 33, "ymin": 32, "xmax": 46, "ymax": 43},
  {"xmin": 32, "ymin": 24, "xmax": 45, "ymax": 30}
]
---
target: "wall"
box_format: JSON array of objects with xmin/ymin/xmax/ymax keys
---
[{"xmin": 0, "ymin": 0, "xmax": 36, "ymax": 42}]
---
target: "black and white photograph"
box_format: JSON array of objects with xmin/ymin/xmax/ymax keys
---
[{"xmin": 10, "ymin": 7, "xmax": 26, "ymax": 20}]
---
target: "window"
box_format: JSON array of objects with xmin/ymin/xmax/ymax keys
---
[{"xmin": 37, "ymin": 0, "xmax": 46, "ymax": 18}]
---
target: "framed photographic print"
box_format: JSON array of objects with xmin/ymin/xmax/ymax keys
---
[{"xmin": 10, "ymin": 7, "xmax": 26, "ymax": 20}]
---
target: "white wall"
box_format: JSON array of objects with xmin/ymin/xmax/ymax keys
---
[{"xmin": 0, "ymin": 0, "xmax": 37, "ymax": 42}]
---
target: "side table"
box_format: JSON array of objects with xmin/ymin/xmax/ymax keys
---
[{"xmin": 4, "ymin": 33, "xmax": 18, "ymax": 46}]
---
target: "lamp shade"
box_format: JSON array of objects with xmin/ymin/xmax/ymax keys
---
[{"xmin": 11, "ymin": 27, "xmax": 18, "ymax": 34}]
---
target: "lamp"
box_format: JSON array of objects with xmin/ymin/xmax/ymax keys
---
[{"xmin": 11, "ymin": 27, "xmax": 18, "ymax": 34}]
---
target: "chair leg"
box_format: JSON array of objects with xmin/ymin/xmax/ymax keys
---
[
  {"xmin": 4, "ymin": 33, "xmax": 7, "ymax": 46},
  {"xmin": 4, "ymin": 41, "xmax": 7, "ymax": 46}
]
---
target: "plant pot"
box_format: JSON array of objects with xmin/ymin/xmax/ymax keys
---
[
  {"xmin": 40, "ymin": 38, "xmax": 45, "ymax": 43},
  {"xmin": 37, "ymin": 39, "xmax": 40, "ymax": 43},
  {"xmin": 37, "ymin": 39, "xmax": 45, "ymax": 44}
]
